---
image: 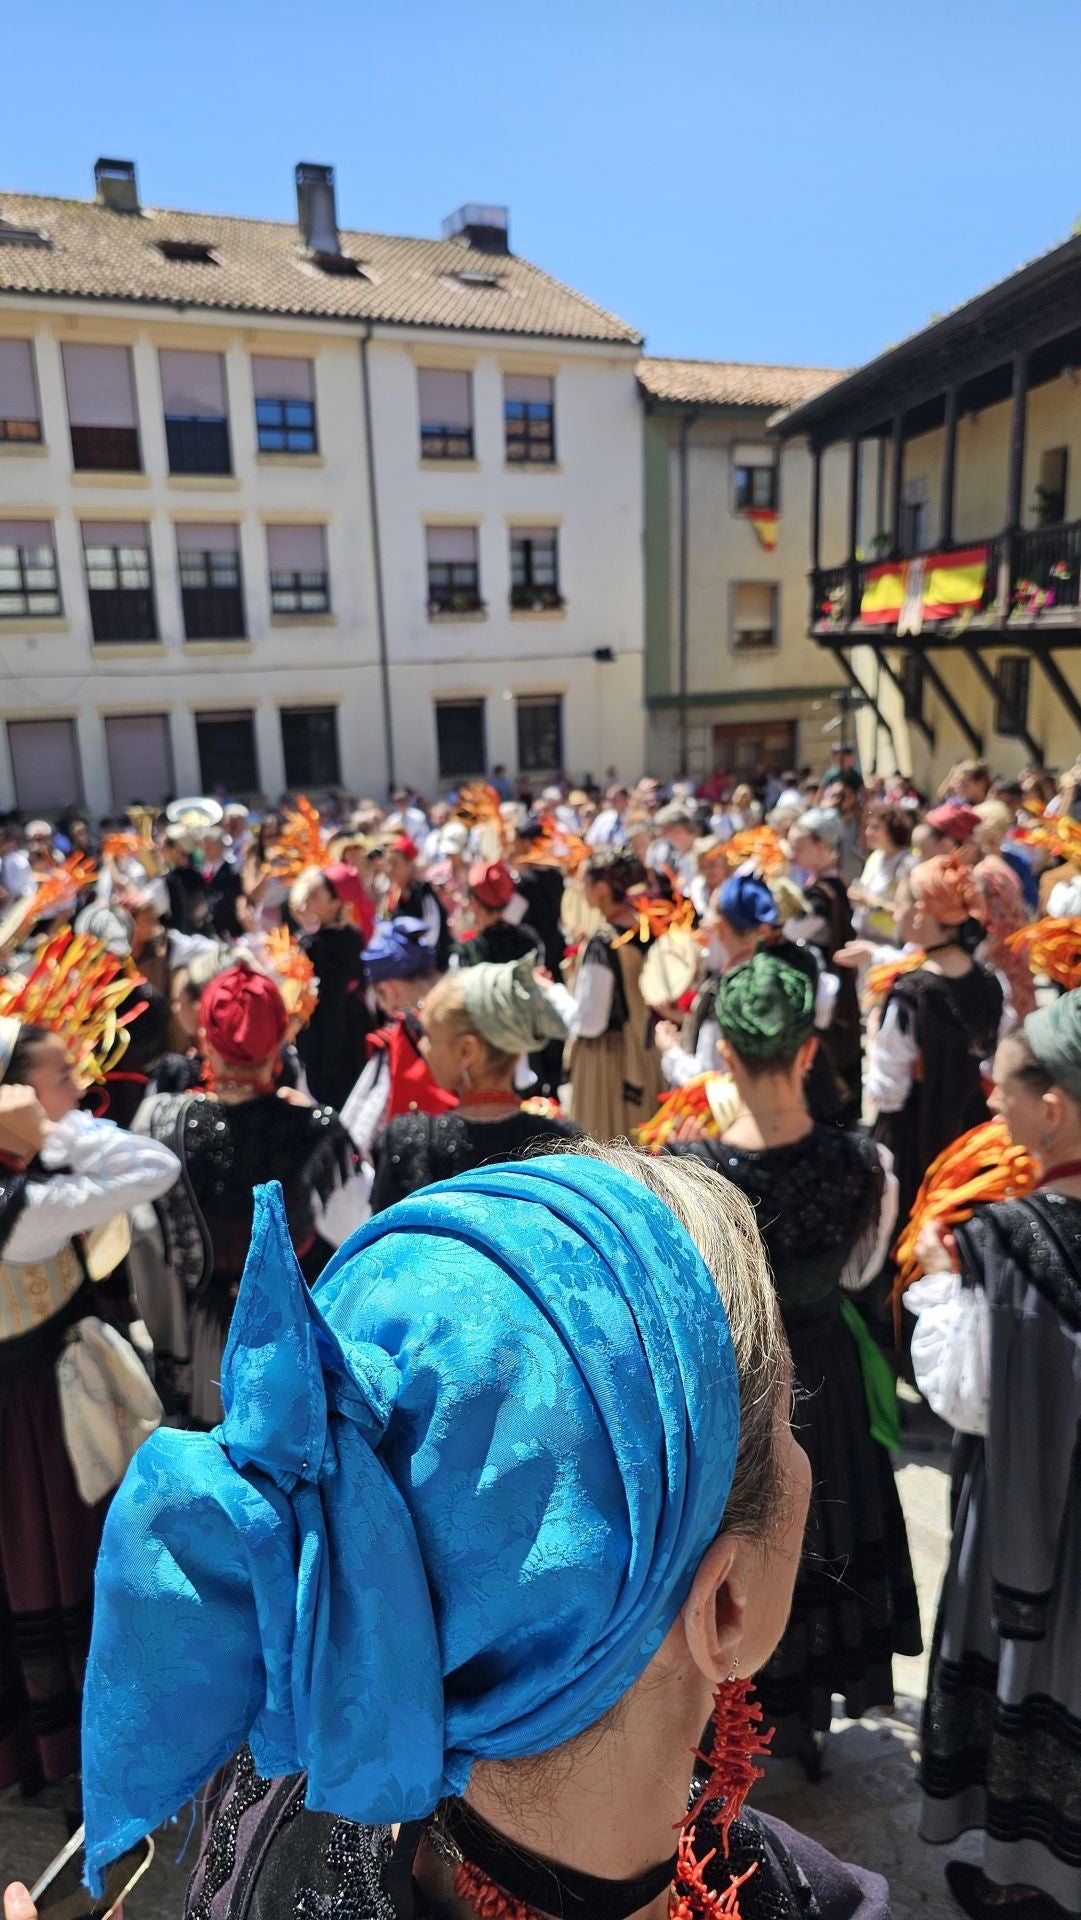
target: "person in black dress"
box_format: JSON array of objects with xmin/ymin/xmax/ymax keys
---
[
  {"xmin": 132, "ymin": 963, "xmax": 362, "ymax": 1426},
  {"xmin": 786, "ymin": 808, "xmax": 862, "ymax": 1125},
  {"xmin": 453, "ymin": 860, "xmax": 541, "ymax": 968},
  {"xmin": 862, "ymin": 856, "xmax": 1003, "ymax": 1236},
  {"xmin": 291, "ymin": 866, "xmax": 374, "ymax": 1114},
  {"xmin": 385, "ymin": 834, "xmax": 451, "ymax": 971},
  {"xmin": 370, "ymin": 958, "xmax": 577, "ymax": 1212},
  {"xmin": 510, "ymin": 820, "xmax": 566, "ymax": 976},
  {"xmin": 162, "ymin": 826, "xmax": 210, "ymax": 935},
  {"xmin": 670, "ymin": 949, "xmax": 921, "ymax": 1773}
]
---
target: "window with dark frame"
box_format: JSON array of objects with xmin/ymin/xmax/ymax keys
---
[
  {"xmin": 63, "ymin": 343, "xmax": 141, "ymax": 472},
  {"xmin": 178, "ymin": 535, "xmax": 245, "ymax": 641},
  {"xmin": 516, "ymin": 695, "xmax": 563, "ymax": 774},
  {"xmin": 995, "ymin": 655, "xmax": 1030, "ymax": 738},
  {"xmin": 427, "ymin": 527, "xmax": 482, "ymax": 615},
  {"xmin": 733, "ymin": 464, "xmax": 777, "ymax": 510},
  {"xmin": 160, "ymin": 350, "xmax": 231, "ymax": 475},
  {"xmin": 281, "ymin": 707, "xmax": 341, "ymax": 789},
  {"xmin": 195, "ymin": 710, "xmax": 258, "ymax": 795},
  {"xmin": 899, "ymin": 652, "xmax": 924, "ymax": 723},
  {"xmin": 0, "ymin": 340, "xmax": 41, "ymax": 443},
  {"xmin": 267, "ymin": 525, "xmax": 329, "ymax": 615},
  {"xmin": 436, "ymin": 698, "xmax": 487, "ymax": 780},
  {"xmin": 731, "ymin": 581, "xmax": 778, "ymax": 651},
  {"xmin": 256, "ymin": 397, "xmax": 317, "ymax": 455},
  {"xmin": 510, "ymin": 530, "xmax": 561, "ymax": 610},
  {"xmin": 1035, "ymin": 446, "xmax": 1069, "ymax": 526},
  {"xmin": 0, "ymin": 528, "xmax": 61, "ymax": 618},
  {"xmin": 418, "ymin": 369, "xmax": 474, "ymax": 461},
  {"xmin": 83, "ymin": 531, "xmax": 156, "ymax": 643},
  {"xmin": 504, "ymin": 375, "xmax": 555, "ymax": 464}
]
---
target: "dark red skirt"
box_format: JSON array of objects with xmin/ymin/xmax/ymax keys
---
[{"xmin": 0, "ymin": 1295, "xmax": 109, "ymax": 1792}]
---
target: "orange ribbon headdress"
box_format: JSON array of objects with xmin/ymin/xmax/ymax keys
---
[
  {"xmin": 719, "ymin": 826, "xmax": 786, "ymax": 876},
  {"xmin": 264, "ymin": 927, "xmax": 319, "ymax": 1028},
  {"xmin": 1006, "ymin": 916, "xmax": 1081, "ymax": 991},
  {"xmin": 0, "ymin": 927, "xmax": 145, "ymax": 1086},
  {"xmin": 889, "ymin": 1118, "xmax": 1039, "ymax": 1337},
  {"xmin": 271, "ymin": 797, "xmax": 327, "ymax": 881},
  {"xmin": 909, "ymin": 854, "xmax": 984, "ymax": 927}
]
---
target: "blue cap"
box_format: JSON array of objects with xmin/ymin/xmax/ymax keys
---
[{"xmin": 363, "ymin": 916, "xmax": 435, "ymax": 982}]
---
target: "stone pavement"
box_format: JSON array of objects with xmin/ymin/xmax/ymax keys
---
[{"xmin": 0, "ymin": 1390, "xmax": 973, "ymax": 1920}]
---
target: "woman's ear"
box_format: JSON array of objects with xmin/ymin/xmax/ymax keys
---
[
  {"xmin": 716, "ymin": 1036, "xmax": 737, "ymax": 1075},
  {"xmin": 797, "ymin": 1034, "xmax": 819, "ymax": 1075},
  {"xmin": 681, "ymin": 1532, "xmax": 749, "ymax": 1685},
  {"xmin": 1042, "ymin": 1082, "xmax": 1072, "ymax": 1146}
]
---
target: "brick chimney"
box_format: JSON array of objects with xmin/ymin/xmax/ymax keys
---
[{"xmin": 442, "ymin": 204, "xmax": 510, "ymax": 255}]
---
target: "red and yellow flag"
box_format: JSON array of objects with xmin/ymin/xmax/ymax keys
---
[
  {"xmin": 747, "ymin": 508, "xmax": 779, "ymax": 551},
  {"xmin": 859, "ymin": 547, "xmax": 988, "ymax": 626}
]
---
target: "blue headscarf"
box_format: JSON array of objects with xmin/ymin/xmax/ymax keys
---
[
  {"xmin": 82, "ymin": 1158, "xmax": 740, "ymax": 1894},
  {"xmin": 362, "ymin": 915, "xmax": 434, "ymax": 982},
  {"xmin": 719, "ymin": 873, "xmax": 779, "ymax": 935}
]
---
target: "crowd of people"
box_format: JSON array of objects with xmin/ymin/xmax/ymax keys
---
[{"xmin": 1, "ymin": 745, "xmax": 1080, "ymax": 1920}]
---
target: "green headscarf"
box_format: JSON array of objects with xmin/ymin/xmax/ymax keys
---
[
  {"xmin": 462, "ymin": 953, "xmax": 570, "ymax": 1056},
  {"xmin": 1024, "ymin": 987, "xmax": 1081, "ymax": 1104},
  {"xmin": 715, "ymin": 950, "xmax": 815, "ymax": 1063}
]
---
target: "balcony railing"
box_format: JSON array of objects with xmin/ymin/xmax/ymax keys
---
[
  {"xmin": 810, "ymin": 521, "xmax": 1081, "ymax": 638},
  {"xmin": 182, "ymin": 584, "xmax": 245, "ymax": 640},
  {"xmin": 88, "ymin": 587, "xmax": 157, "ymax": 643},
  {"xmin": 70, "ymin": 424, "xmax": 141, "ymax": 472},
  {"xmin": 166, "ymin": 417, "xmax": 232, "ymax": 476}
]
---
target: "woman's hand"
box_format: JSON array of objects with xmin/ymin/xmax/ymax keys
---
[
  {"xmin": 276, "ymin": 1085, "xmax": 314, "ymax": 1108},
  {"xmin": 533, "ymin": 965, "xmax": 554, "ymax": 985},
  {"xmin": 4, "ymin": 1886, "xmax": 37, "ymax": 1920},
  {"xmin": 673, "ymin": 1114, "xmax": 710, "ymax": 1142},
  {"xmin": 915, "ymin": 1219, "xmax": 958, "ymax": 1275},
  {"xmin": 654, "ymin": 1020, "xmax": 681, "ymax": 1056},
  {"xmin": 0, "ymin": 1086, "xmax": 50, "ymax": 1164}
]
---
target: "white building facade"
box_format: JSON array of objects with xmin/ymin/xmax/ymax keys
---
[{"xmin": 0, "ymin": 163, "xmax": 644, "ymax": 813}]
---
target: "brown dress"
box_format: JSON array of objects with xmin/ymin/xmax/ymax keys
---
[{"xmin": 567, "ymin": 930, "xmax": 663, "ymax": 1142}]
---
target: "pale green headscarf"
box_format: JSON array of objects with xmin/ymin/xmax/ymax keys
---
[
  {"xmin": 462, "ymin": 953, "xmax": 569, "ymax": 1056},
  {"xmin": 1024, "ymin": 987, "xmax": 1081, "ymax": 1104}
]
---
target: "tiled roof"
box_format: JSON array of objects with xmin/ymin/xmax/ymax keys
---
[
  {"xmin": 0, "ymin": 191, "xmax": 642, "ymax": 346},
  {"xmin": 637, "ymin": 355, "xmax": 842, "ymax": 409}
]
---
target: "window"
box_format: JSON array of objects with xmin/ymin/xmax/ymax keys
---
[
  {"xmin": 159, "ymin": 349, "xmax": 231, "ymax": 474},
  {"xmin": 0, "ymin": 520, "xmax": 60, "ymax": 618},
  {"xmin": 899, "ymin": 651, "xmax": 924, "ymax": 724},
  {"xmin": 900, "ymin": 477, "xmax": 930, "ymax": 554},
  {"xmin": 105, "ymin": 714, "xmax": 174, "ymax": 806},
  {"xmin": 7, "ymin": 718, "xmax": 82, "ymax": 811},
  {"xmin": 157, "ymin": 239, "xmax": 217, "ymax": 264},
  {"xmin": 281, "ymin": 707, "xmax": 341, "ymax": 789},
  {"xmin": 82, "ymin": 521, "xmax": 156, "ymax": 642},
  {"xmin": 510, "ymin": 528, "xmax": 561, "ymax": 610},
  {"xmin": 516, "ymin": 695, "xmax": 563, "ymax": 775},
  {"xmin": 426, "ymin": 527, "xmax": 482, "ymax": 614},
  {"xmin": 995, "ymin": 655, "xmax": 1030, "ymax": 738},
  {"xmin": 1035, "ymin": 446, "xmax": 1068, "ymax": 526},
  {"xmin": 731, "ymin": 582, "xmax": 778, "ymax": 651},
  {"xmin": 733, "ymin": 444, "xmax": 777, "ymax": 511},
  {"xmin": 177, "ymin": 524, "xmax": 245, "ymax": 640},
  {"xmin": 62, "ymin": 344, "xmax": 140, "ymax": 471},
  {"xmin": 267, "ymin": 524, "xmax": 329, "ymax": 614},
  {"xmin": 418, "ymin": 369, "xmax": 473, "ymax": 460},
  {"xmin": 195, "ymin": 710, "xmax": 258, "ymax": 795},
  {"xmin": 712, "ymin": 720, "xmax": 796, "ymax": 777},
  {"xmin": 504, "ymin": 374, "xmax": 554, "ymax": 464},
  {"xmin": 0, "ymin": 340, "xmax": 41, "ymax": 443},
  {"xmin": 253, "ymin": 356, "xmax": 317, "ymax": 454},
  {"xmin": 436, "ymin": 698, "xmax": 487, "ymax": 780}
]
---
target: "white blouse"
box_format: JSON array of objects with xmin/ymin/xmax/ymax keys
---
[{"xmin": 4, "ymin": 1109, "xmax": 180, "ymax": 1265}]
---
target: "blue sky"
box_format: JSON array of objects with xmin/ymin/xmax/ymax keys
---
[{"xmin": 4, "ymin": 0, "xmax": 1080, "ymax": 371}]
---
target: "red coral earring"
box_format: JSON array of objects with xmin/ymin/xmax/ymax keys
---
[{"xmin": 670, "ymin": 1670, "xmax": 774, "ymax": 1920}]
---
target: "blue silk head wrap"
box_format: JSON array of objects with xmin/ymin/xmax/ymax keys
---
[
  {"xmin": 718, "ymin": 874, "xmax": 779, "ymax": 935},
  {"xmin": 81, "ymin": 1155, "xmax": 740, "ymax": 1894}
]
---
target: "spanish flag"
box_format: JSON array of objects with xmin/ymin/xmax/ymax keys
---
[
  {"xmin": 860, "ymin": 561, "xmax": 907, "ymax": 624},
  {"xmin": 922, "ymin": 546, "xmax": 988, "ymax": 618},
  {"xmin": 747, "ymin": 509, "xmax": 779, "ymax": 551}
]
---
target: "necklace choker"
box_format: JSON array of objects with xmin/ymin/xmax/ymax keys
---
[{"xmin": 431, "ymin": 1800, "xmax": 679, "ymax": 1920}]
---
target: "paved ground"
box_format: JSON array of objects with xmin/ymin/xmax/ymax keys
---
[{"xmin": 0, "ymin": 1389, "xmax": 973, "ymax": 1920}]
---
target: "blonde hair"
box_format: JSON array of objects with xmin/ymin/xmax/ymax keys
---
[
  {"xmin": 566, "ymin": 1140, "xmax": 790, "ymax": 1542},
  {"xmin": 289, "ymin": 865, "xmax": 332, "ymax": 918},
  {"xmin": 422, "ymin": 971, "xmax": 514, "ymax": 1074}
]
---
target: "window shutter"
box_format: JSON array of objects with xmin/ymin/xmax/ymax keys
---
[
  {"xmin": 159, "ymin": 350, "xmax": 227, "ymax": 417},
  {"xmin": 105, "ymin": 715, "xmax": 173, "ymax": 805},
  {"xmin": 505, "ymin": 374, "xmax": 553, "ymax": 404},
  {"xmin": 81, "ymin": 521, "xmax": 149, "ymax": 550},
  {"xmin": 734, "ymin": 583, "xmax": 775, "ymax": 627},
  {"xmin": 267, "ymin": 524, "xmax": 326, "ymax": 570},
  {"xmin": 175, "ymin": 522, "xmax": 239, "ymax": 553},
  {"xmin": 733, "ymin": 442, "xmax": 775, "ymax": 469},
  {"xmin": 417, "ymin": 369, "xmax": 472, "ymax": 428},
  {"xmin": 7, "ymin": 719, "xmax": 81, "ymax": 811},
  {"xmin": 0, "ymin": 520, "xmax": 53, "ymax": 548},
  {"xmin": 62, "ymin": 345, "xmax": 137, "ymax": 427},
  {"xmin": 251, "ymin": 356, "xmax": 313, "ymax": 401},
  {"xmin": 426, "ymin": 527, "xmax": 477, "ymax": 562},
  {"xmin": 0, "ymin": 341, "xmax": 37, "ymax": 419}
]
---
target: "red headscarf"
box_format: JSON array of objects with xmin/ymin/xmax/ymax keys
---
[
  {"xmin": 202, "ymin": 966, "xmax": 289, "ymax": 1066},
  {"xmin": 324, "ymin": 862, "xmax": 375, "ymax": 945},
  {"xmin": 926, "ymin": 803, "xmax": 981, "ymax": 845},
  {"xmin": 468, "ymin": 859, "xmax": 515, "ymax": 910},
  {"xmin": 910, "ymin": 855, "xmax": 984, "ymax": 928}
]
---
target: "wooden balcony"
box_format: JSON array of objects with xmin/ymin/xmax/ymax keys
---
[{"xmin": 810, "ymin": 522, "xmax": 1081, "ymax": 643}]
